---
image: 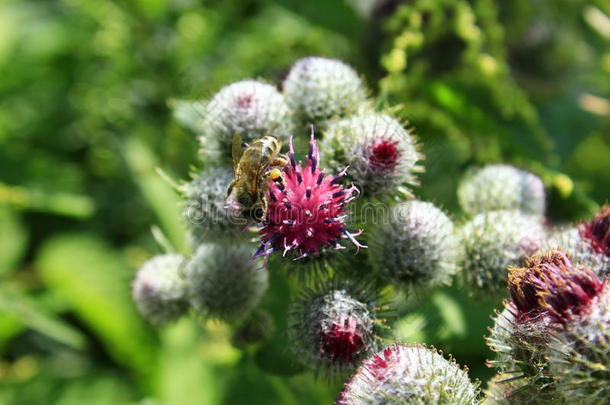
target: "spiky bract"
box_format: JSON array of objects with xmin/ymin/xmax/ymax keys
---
[
  {"xmin": 458, "ymin": 210, "xmax": 546, "ymax": 296},
  {"xmin": 368, "ymin": 201, "xmax": 459, "ymax": 291},
  {"xmin": 545, "ymin": 288, "xmax": 610, "ymax": 403},
  {"xmin": 484, "ymin": 373, "xmax": 552, "ymax": 405},
  {"xmin": 320, "ymin": 113, "xmax": 420, "ymax": 196},
  {"xmin": 337, "ymin": 343, "xmax": 479, "ymax": 405},
  {"xmin": 458, "ymin": 165, "xmax": 545, "ymax": 217},
  {"xmin": 184, "ymin": 243, "xmax": 269, "ymax": 322},
  {"xmin": 287, "ymin": 280, "xmax": 385, "ymax": 376},
  {"xmin": 200, "ymin": 80, "xmax": 294, "ymax": 162},
  {"xmin": 283, "ymin": 57, "xmax": 367, "ymax": 126},
  {"xmin": 132, "ymin": 254, "xmax": 188, "ymax": 325},
  {"xmin": 181, "ymin": 167, "xmax": 246, "ymax": 246}
]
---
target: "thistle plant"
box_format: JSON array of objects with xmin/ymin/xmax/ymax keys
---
[
  {"xmin": 458, "ymin": 165, "xmax": 546, "ymax": 217},
  {"xmin": 458, "ymin": 210, "xmax": 546, "ymax": 296},
  {"xmin": 130, "ymin": 55, "xmax": 608, "ymax": 404},
  {"xmin": 184, "ymin": 243, "xmax": 269, "ymax": 322},
  {"xmin": 541, "ymin": 205, "xmax": 610, "ymax": 278},
  {"xmin": 181, "ymin": 166, "xmax": 246, "ymax": 246},
  {"xmin": 283, "ymin": 57, "xmax": 368, "ymax": 127},
  {"xmin": 337, "ymin": 343, "xmax": 480, "ymax": 405},
  {"xmin": 368, "ymin": 200, "xmax": 459, "ymax": 291},
  {"xmin": 287, "ymin": 279, "xmax": 387, "ymax": 376},
  {"xmin": 132, "ymin": 254, "xmax": 188, "ymax": 325},
  {"xmin": 200, "ymin": 80, "xmax": 294, "ymax": 163},
  {"xmin": 487, "ymin": 250, "xmax": 610, "ymax": 403},
  {"xmin": 320, "ymin": 113, "xmax": 421, "ymax": 196}
]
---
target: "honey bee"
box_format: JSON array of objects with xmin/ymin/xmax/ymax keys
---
[{"xmin": 227, "ymin": 134, "xmax": 289, "ymax": 222}]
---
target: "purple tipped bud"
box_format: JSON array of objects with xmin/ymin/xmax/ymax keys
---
[
  {"xmin": 337, "ymin": 344, "xmax": 479, "ymax": 405},
  {"xmin": 287, "ymin": 280, "xmax": 386, "ymax": 375}
]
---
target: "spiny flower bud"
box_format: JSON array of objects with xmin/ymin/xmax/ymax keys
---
[
  {"xmin": 184, "ymin": 243, "xmax": 269, "ymax": 322},
  {"xmin": 547, "ymin": 290, "xmax": 610, "ymax": 403},
  {"xmin": 283, "ymin": 57, "xmax": 367, "ymax": 126},
  {"xmin": 486, "ymin": 306, "xmax": 552, "ymax": 384},
  {"xmin": 484, "ymin": 373, "xmax": 550, "ymax": 405},
  {"xmin": 132, "ymin": 254, "xmax": 188, "ymax": 325},
  {"xmin": 457, "ymin": 165, "xmax": 545, "ymax": 217},
  {"xmin": 368, "ymin": 201, "xmax": 459, "ymax": 291},
  {"xmin": 287, "ymin": 280, "xmax": 386, "ymax": 375},
  {"xmin": 200, "ymin": 80, "xmax": 294, "ymax": 161},
  {"xmin": 320, "ymin": 113, "xmax": 421, "ymax": 196},
  {"xmin": 542, "ymin": 226, "xmax": 609, "ymax": 278},
  {"xmin": 513, "ymin": 251, "xmax": 610, "ymax": 403},
  {"xmin": 337, "ymin": 344, "xmax": 479, "ymax": 405},
  {"xmin": 487, "ymin": 251, "xmax": 608, "ymax": 401},
  {"xmin": 181, "ymin": 167, "xmax": 246, "ymax": 246},
  {"xmin": 459, "ymin": 210, "xmax": 546, "ymax": 296},
  {"xmin": 581, "ymin": 205, "xmax": 610, "ymax": 260},
  {"xmin": 255, "ymin": 133, "xmax": 365, "ymax": 260}
]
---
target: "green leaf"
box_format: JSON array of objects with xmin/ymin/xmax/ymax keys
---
[
  {"xmin": 35, "ymin": 233, "xmax": 159, "ymax": 389},
  {"xmin": 0, "ymin": 283, "xmax": 86, "ymax": 350},
  {"xmin": 123, "ymin": 138, "xmax": 187, "ymax": 254},
  {"xmin": 0, "ymin": 205, "xmax": 28, "ymax": 275},
  {"xmin": 0, "ymin": 312, "xmax": 23, "ymax": 353},
  {"xmin": 156, "ymin": 319, "xmax": 221, "ymax": 405}
]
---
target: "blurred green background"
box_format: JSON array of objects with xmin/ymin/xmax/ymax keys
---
[{"xmin": 0, "ymin": 0, "xmax": 608, "ymax": 404}]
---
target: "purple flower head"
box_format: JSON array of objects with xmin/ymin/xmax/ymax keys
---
[
  {"xmin": 256, "ymin": 132, "xmax": 366, "ymax": 260},
  {"xmin": 508, "ymin": 250, "xmax": 605, "ymax": 325}
]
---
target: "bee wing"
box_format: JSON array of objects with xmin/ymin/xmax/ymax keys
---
[{"xmin": 231, "ymin": 132, "xmax": 244, "ymax": 174}]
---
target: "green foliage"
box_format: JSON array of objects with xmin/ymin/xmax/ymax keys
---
[{"xmin": 36, "ymin": 234, "xmax": 159, "ymax": 387}]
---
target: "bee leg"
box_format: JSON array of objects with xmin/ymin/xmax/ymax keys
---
[
  {"xmin": 260, "ymin": 196, "xmax": 269, "ymax": 222},
  {"xmin": 226, "ymin": 179, "xmax": 235, "ymax": 199},
  {"xmin": 269, "ymin": 156, "xmax": 289, "ymax": 168}
]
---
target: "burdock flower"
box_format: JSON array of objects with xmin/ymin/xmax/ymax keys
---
[
  {"xmin": 320, "ymin": 113, "xmax": 421, "ymax": 196},
  {"xmin": 457, "ymin": 164, "xmax": 545, "ymax": 217},
  {"xmin": 337, "ymin": 344, "xmax": 479, "ymax": 405},
  {"xmin": 255, "ymin": 133, "xmax": 366, "ymax": 260},
  {"xmin": 132, "ymin": 254, "xmax": 188, "ymax": 325},
  {"xmin": 287, "ymin": 280, "xmax": 386, "ymax": 375},
  {"xmin": 184, "ymin": 243, "xmax": 269, "ymax": 322},
  {"xmin": 199, "ymin": 80, "xmax": 294, "ymax": 162},
  {"xmin": 458, "ymin": 210, "xmax": 546, "ymax": 296},
  {"xmin": 180, "ymin": 166, "xmax": 246, "ymax": 246},
  {"xmin": 507, "ymin": 251, "xmax": 604, "ymax": 325},
  {"xmin": 580, "ymin": 205, "xmax": 610, "ymax": 260},
  {"xmin": 368, "ymin": 200, "xmax": 459, "ymax": 291},
  {"xmin": 283, "ymin": 57, "xmax": 368, "ymax": 126},
  {"xmin": 487, "ymin": 251, "xmax": 609, "ymax": 402}
]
